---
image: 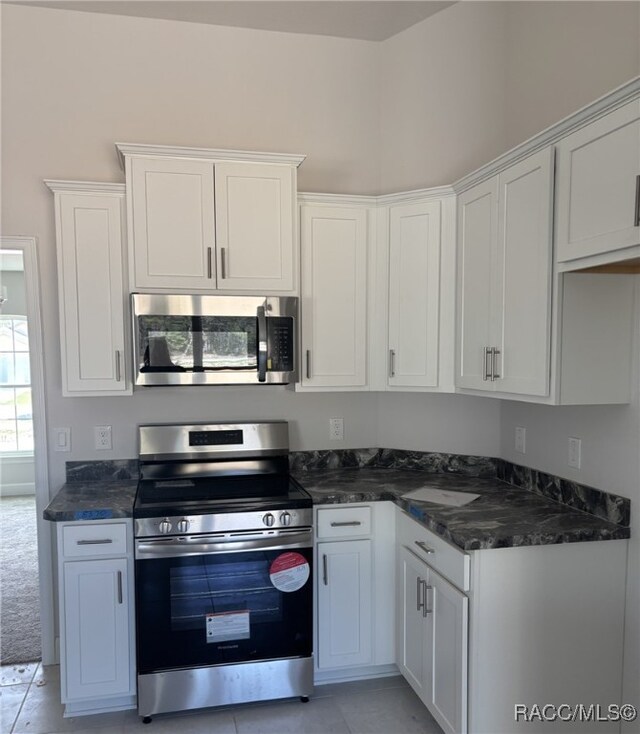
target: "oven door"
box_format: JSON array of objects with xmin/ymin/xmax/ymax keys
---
[{"xmin": 134, "ymin": 530, "xmax": 313, "ymax": 674}]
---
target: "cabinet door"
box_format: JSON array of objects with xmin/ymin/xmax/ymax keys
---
[
  {"xmin": 55, "ymin": 190, "xmax": 129, "ymax": 396},
  {"xmin": 63, "ymin": 558, "xmax": 131, "ymax": 701},
  {"xmin": 317, "ymin": 540, "xmax": 372, "ymax": 669},
  {"xmin": 215, "ymin": 162, "xmax": 295, "ymax": 291},
  {"xmin": 456, "ymin": 179, "xmax": 497, "ymax": 391},
  {"xmin": 494, "ymin": 148, "xmax": 553, "ymax": 397},
  {"xmin": 129, "ymin": 157, "xmax": 216, "ymax": 289},
  {"xmin": 426, "ymin": 567, "xmax": 468, "ymax": 734},
  {"xmin": 396, "ymin": 546, "xmax": 430, "ymax": 699},
  {"xmin": 388, "ymin": 201, "xmax": 441, "ymax": 387},
  {"xmin": 300, "ymin": 205, "xmax": 368, "ymax": 387},
  {"xmin": 555, "ymin": 100, "xmax": 640, "ymax": 262}
]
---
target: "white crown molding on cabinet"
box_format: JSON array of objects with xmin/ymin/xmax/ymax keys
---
[
  {"xmin": 115, "ymin": 143, "xmax": 306, "ymax": 170},
  {"xmin": 44, "ymin": 180, "xmax": 125, "ymax": 195},
  {"xmin": 298, "ymin": 185, "xmax": 455, "ymax": 208},
  {"xmin": 453, "ymin": 75, "xmax": 640, "ymax": 194}
]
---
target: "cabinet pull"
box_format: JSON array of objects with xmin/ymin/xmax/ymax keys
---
[
  {"xmin": 306, "ymin": 350, "xmax": 311, "ymax": 380},
  {"xmin": 322, "ymin": 554, "xmax": 328, "ymax": 586},
  {"xmin": 491, "ymin": 347, "xmax": 501, "ymax": 380},
  {"xmin": 422, "ymin": 581, "xmax": 433, "ymax": 617},
  {"xmin": 483, "ymin": 347, "xmax": 491, "ymax": 381},
  {"xmin": 221, "ymin": 247, "xmax": 227, "ymax": 279},
  {"xmin": 117, "ymin": 571, "xmax": 123, "ymax": 604},
  {"xmin": 417, "ymin": 575, "xmax": 425, "ymax": 613},
  {"xmin": 389, "ymin": 349, "xmax": 396, "ymax": 378},
  {"xmin": 115, "ymin": 350, "xmax": 122, "ymax": 382},
  {"xmin": 415, "ymin": 540, "xmax": 435, "ymax": 555},
  {"xmin": 76, "ymin": 538, "xmax": 113, "ymax": 546},
  {"xmin": 207, "ymin": 247, "xmax": 213, "ymax": 279},
  {"xmin": 635, "ymin": 175, "xmax": 640, "ymax": 227},
  {"xmin": 330, "ymin": 521, "xmax": 362, "ymax": 527}
]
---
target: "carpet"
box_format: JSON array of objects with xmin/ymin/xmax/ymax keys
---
[{"xmin": 0, "ymin": 496, "xmax": 41, "ymax": 663}]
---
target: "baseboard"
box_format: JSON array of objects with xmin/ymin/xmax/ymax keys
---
[
  {"xmin": 314, "ymin": 663, "xmax": 399, "ymax": 685},
  {"xmin": 0, "ymin": 482, "xmax": 36, "ymax": 497},
  {"xmin": 64, "ymin": 694, "xmax": 136, "ymax": 717}
]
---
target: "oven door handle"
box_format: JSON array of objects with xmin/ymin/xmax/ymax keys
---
[
  {"xmin": 257, "ymin": 305, "xmax": 268, "ymax": 383},
  {"xmin": 135, "ymin": 529, "xmax": 312, "ymax": 560}
]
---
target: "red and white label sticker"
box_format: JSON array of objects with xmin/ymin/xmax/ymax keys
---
[{"xmin": 269, "ymin": 552, "xmax": 310, "ymax": 593}]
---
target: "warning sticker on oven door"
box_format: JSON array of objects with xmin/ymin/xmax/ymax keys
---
[
  {"xmin": 269, "ymin": 552, "xmax": 310, "ymax": 592},
  {"xmin": 206, "ymin": 611, "xmax": 250, "ymax": 643}
]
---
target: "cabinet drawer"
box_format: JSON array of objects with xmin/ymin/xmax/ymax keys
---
[
  {"xmin": 62, "ymin": 523, "xmax": 128, "ymax": 558},
  {"xmin": 317, "ymin": 506, "xmax": 371, "ymax": 539},
  {"xmin": 396, "ymin": 509, "xmax": 469, "ymax": 591}
]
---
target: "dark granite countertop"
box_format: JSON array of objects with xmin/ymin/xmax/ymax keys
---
[
  {"xmin": 43, "ymin": 481, "xmax": 138, "ymax": 522},
  {"xmin": 295, "ymin": 469, "xmax": 630, "ymax": 551}
]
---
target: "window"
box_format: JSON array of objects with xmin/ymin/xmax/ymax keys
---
[{"xmin": 0, "ymin": 317, "xmax": 32, "ymax": 452}]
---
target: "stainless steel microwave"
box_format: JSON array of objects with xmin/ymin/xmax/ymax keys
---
[{"xmin": 131, "ymin": 294, "xmax": 297, "ymax": 386}]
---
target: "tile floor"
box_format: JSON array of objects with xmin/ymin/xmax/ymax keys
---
[{"xmin": 1, "ymin": 663, "xmax": 443, "ymax": 734}]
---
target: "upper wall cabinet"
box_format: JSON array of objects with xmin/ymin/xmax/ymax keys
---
[
  {"xmin": 555, "ymin": 98, "xmax": 640, "ymax": 266},
  {"xmin": 45, "ymin": 181, "xmax": 131, "ymax": 397},
  {"xmin": 117, "ymin": 144, "xmax": 304, "ymax": 293},
  {"xmin": 457, "ymin": 148, "xmax": 554, "ymax": 397}
]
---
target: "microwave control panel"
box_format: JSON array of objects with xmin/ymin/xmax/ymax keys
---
[{"xmin": 267, "ymin": 317, "xmax": 294, "ymax": 372}]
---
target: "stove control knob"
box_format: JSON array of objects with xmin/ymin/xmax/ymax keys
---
[
  {"xmin": 263, "ymin": 513, "xmax": 275, "ymax": 527},
  {"xmin": 177, "ymin": 518, "xmax": 190, "ymax": 534},
  {"xmin": 159, "ymin": 519, "xmax": 172, "ymax": 534},
  {"xmin": 280, "ymin": 512, "xmax": 292, "ymax": 527}
]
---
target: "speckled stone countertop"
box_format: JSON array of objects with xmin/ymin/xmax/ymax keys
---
[
  {"xmin": 43, "ymin": 481, "xmax": 138, "ymax": 522},
  {"xmin": 295, "ymin": 469, "xmax": 630, "ymax": 550}
]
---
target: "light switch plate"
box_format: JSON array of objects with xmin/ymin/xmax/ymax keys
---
[
  {"xmin": 568, "ymin": 437, "xmax": 581, "ymax": 469},
  {"xmin": 53, "ymin": 427, "xmax": 71, "ymax": 452}
]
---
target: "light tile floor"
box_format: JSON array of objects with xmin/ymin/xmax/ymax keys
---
[{"xmin": 0, "ymin": 663, "xmax": 444, "ymax": 734}]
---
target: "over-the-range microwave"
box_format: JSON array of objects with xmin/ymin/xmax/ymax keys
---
[{"xmin": 131, "ymin": 293, "xmax": 297, "ymax": 386}]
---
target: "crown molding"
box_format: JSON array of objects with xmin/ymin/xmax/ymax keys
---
[
  {"xmin": 299, "ymin": 185, "xmax": 455, "ymax": 208},
  {"xmin": 453, "ymin": 75, "xmax": 640, "ymax": 194},
  {"xmin": 44, "ymin": 180, "xmax": 125, "ymax": 195},
  {"xmin": 376, "ymin": 185, "xmax": 455, "ymax": 206},
  {"xmin": 297, "ymin": 192, "xmax": 377, "ymax": 206},
  {"xmin": 115, "ymin": 143, "xmax": 306, "ymax": 170}
]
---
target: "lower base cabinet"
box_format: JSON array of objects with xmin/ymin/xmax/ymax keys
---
[{"xmin": 56, "ymin": 520, "xmax": 136, "ymax": 716}]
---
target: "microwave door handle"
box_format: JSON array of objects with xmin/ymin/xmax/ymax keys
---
[{"xmin": 257, "ymin": 305, "xmax": 268, "ymax": 382}]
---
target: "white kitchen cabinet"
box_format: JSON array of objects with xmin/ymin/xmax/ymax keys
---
[
  {"xmin": 555, "ymin": 98, "xmax": 640, "ymax": 265},
  {"xmin": 314, "ymin": 503, "xmax": 396, "ymax": 681},
  {"xmin": 457, "ymin": 147, "xmax": 554, "ymax": 397},
  {"xmin": 56, "ymin": 520, "xmax": 136, "ymax": 716},
  {"xmin": 45, "ymin": 181, "xmax": 131, "ymax": 397},
  {"xmin": 118, "ymin": 144, "xmax": 303, "ymax": 293},
  {"xmin": 299, "ymin": 202, "xmax": 368, "ymax": 389}
]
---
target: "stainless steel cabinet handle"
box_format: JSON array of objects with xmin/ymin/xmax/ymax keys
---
[
  {"xmin": 117, "ymin": 571, "xmax": 123, "ymax": 604},
  {"xmin": 422, "ymin": 581, "xmax": 433, "ymax": 617},
  {"xmin": 635, "ymin": 175, "xmax": 640, "ymax": 227},
  {"xmin": 207, "ymin": 247, "xmax": 213, "ymax": 279},
  {"xmin": 491, "ymin": 347, "xmax": 501, "ymax": 380},
  {"xmin": 115, "ymin": 350, "xmax": 121, "ymax": 382},
  {"xmin": 220, "ymin": 247, "xmax": 227, "ymax": 279},
  {"xmin": 322, "ymin": 554, "xmax": 328, "ymax": 586},
  {"xmin": 483, "ymin": 347, "xmax": 491, "ymax": 381},
  {"xmin": 330, "ymin": 521, "xmax": 362, "ymax": 527},
  {"xmin": 415, "ymin": 540, "xmax": 435, "ymax": 555},
  {"xmin": 389, "ymin": 349, "xmax": 396, "ymax": 378},
  {"xmin": 417, "ymin": 575, "xmax": 425, "ymax": 613},
  {"xmin": 76, "ymin": 539, "xmax": 113, "ymax": 546},
  {"xmin": 306, "ymin": 350, "xmax": 311, "ymax": 380}
]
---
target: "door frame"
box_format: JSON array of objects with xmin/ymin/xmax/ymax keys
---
[{"xmin": 1, "ymin": 236, "xmax": 55, "ymax": 664}]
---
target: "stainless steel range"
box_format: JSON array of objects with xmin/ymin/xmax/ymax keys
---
[{"xmin": 133, "ymin": 422, "xmax": 313, "ymax": 723}]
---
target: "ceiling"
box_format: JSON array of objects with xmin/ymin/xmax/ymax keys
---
[{"xmin": 4, "ymin": 1, "xmax": 456, "ymax": 41}]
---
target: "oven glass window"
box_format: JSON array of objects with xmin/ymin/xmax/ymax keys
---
[
  {"xmin": 136, "ymin": 548, "xmax": 312, "ymax": 674},
  {"xmin": 137, "ymin": 316, "xmax": 257, "ymax": 372}
]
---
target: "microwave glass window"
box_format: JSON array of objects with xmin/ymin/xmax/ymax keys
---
[{"xmin": 138, "ymin": 316, "xmax": 257, "ymax": 372}]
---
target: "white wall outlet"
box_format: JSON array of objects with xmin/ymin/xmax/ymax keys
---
[
  {"xmin": 53, "ymin": 427, "xmax": 71, "ymax": 452},
  {"xmin": 329, "ymin": 418, "xmax": 344, "ymax": 441},
  {"xmin": 568, "ymin": 437, "xmax": 581, "ymax": 469},
  {"xmin": 94, "ymin": 425, "xmax": 112, "ymax": 451},
  {"xmin": 514, "ymin": 426, "xmax": 526, "ymax": 454}
]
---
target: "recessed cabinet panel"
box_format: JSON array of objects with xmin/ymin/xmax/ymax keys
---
[
  {"xmin": 388, "ymin": 201, "xmax": 441, "ymax": 387},
  {"xmin": 130, "ymin": 157, "xmax": 216, "ymax": 289},
  {"xmin": 215, "ymin": 162, "xmax": 294, "ymax": 291}
]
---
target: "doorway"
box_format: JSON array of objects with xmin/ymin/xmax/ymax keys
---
[{"xmin": 0, "ymin": 236, "xmax": 54, "ymax": 665}]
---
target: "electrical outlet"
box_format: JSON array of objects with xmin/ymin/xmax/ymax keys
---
[
  {"xmin": 568, "ymin": 437, "xmax": 581, "ymax": 469},
  {"xmin": 329, "ymin": 418, "xmax": 344, "ymax": 441},
  {"xmin": 53, "ymin": 427, "xmax": 71, "ymax": 452},
  {"xmin": 94, "ymin": 425, "xmax": 112, "ymax": 451},
  {"xmin": 515, "ymin": 426, "xmax": 526, "ymax": 454}
]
